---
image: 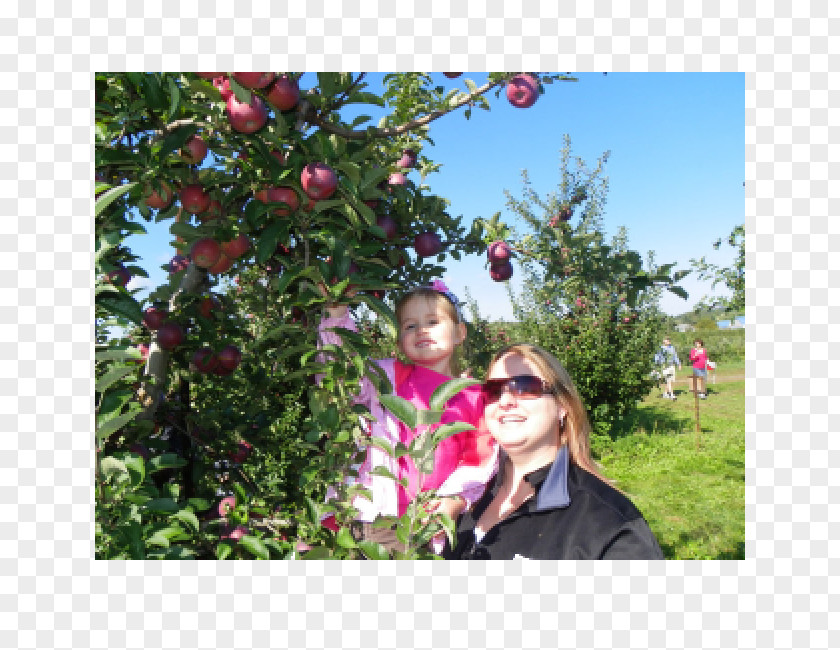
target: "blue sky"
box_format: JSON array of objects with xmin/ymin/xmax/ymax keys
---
[{"xmin": 125, "ymin": 72, "xmax": 744, "ymax": 322}]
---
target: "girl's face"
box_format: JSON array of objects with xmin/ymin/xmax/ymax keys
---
[
  {"xmin": 397, "ymin": 295, "xmax": 466, "ymax": 375},
  {"xmin": 695, "ymin": 341, "xmax": 702, "ymax": 348},
  {"xmin": 483, "ymin": 352, "xmax": 564, "ymax": 463}
]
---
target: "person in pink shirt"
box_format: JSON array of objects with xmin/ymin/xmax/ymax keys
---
[
  {"xmin": 318, "ymin": 280, "xmax": 497, "ymax": 552},
  {"xmin": 688, "ymin": 338, "xmax": 709, "ymax": 399}
]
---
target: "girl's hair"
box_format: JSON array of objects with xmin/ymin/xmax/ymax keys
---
[
  {"xmin": 694, "ymin": 338, "xmax": 704, "ymax": 346},
  {"xmin": 394, "ymin": 287, "xmax": 465, "ymax": 375},
  {"xmin": 486, "ymin": 342, "xmax": 605, "ymax": 480}
]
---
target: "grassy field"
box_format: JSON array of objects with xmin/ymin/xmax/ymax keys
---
[{"xmin": 593, "ymin": 362, "xmax": 745, "ymax": 559}]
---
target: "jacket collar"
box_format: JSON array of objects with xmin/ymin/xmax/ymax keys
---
[{"xmin": 494, "ymin": 444, "xmax": 571, "ymax": 512}]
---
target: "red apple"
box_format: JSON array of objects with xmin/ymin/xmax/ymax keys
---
[
  {"xmin": 506, "ymin": 73, "xmax": 540, "ymax": 108},
  {"xmin": 180, "ymin": 184, "xmax": 211, "ymax": 215},
  {"xmin": 232, "ymin": 72, "xmax": 276, "ymax": 89},
  {"xmin": 143, "ymin": 181, "xmax": 173, "ymax": 210},
  {"xmin": 265, "ymin": 186, "xmax": 299, "ymax": 216},
  {"xmin": 157, "ymin": 322, "xmax": 184, "ymax": 350},
  {"xmin": 443, "ymin": 72, "xmax": 462, "ymax": 79},
  {"xmin": 396, "ymin": 149, "xmax": 417, "ymax": 169},
  {"xmin": 225, "ymin": 93, "xmax": 268, "ymax": 134},
  {"xmin": 213, "ymin": 75, "xmax": 232, "ymax": 100},
  {"xmin": 388, "ymin": 172, "xmax": 407, "ymax": 187},
  {"xmin": 198, "ymin": 294, "xmax": 220, "ymax": 319},
  {"xmin": 197, "ymin": 199, "xmax": 223, "ymax": 222},
  {"xmin": 490, "ymin": 260, "xmax": 513, "ymax": 282},
  {"xmin": 192, "ymin": 347, "xmax": 219, "ymax": 374},
  {"xmin": 376, "ymin": 215, "xmax": 398, "ymax": 240},
  {"xmin": 229, "ymin": 440, "xmax": 252, "ymax": 463},
  {"xmin": 142, "ymin": 307, "xmax": 167, "ymax": 330},
  {"xmin": 107, "ymin": 265, "xmax": 130, "ymax": 287},
  {"xmin": 266, "ymin": 74, "xmax": 300, "ymax": 112},
  {"xmin": 559, "ymin": 204, "xmax": 573, "ymax": 221},
  {"xmin": 220, "ymin": 234, "xmax": 251, "ymax": 259},
  {"xmin": 220, "ymin": 524, "xmax": 249, "ymax": 541},
  {"xmin": 208, "ymin": 253, "xmax": 234, "ymax": 275},
  {"xmin": 190, "ymin": 237, "xmax": 222, "ymax": 268},
  {"xmin": 269, "ymin": 149, "xmax": 286, "ymax": 166},
  {"xmin": 300, "ymin": 162, "xmax": 338, "ymax": 200},
  {"xmin": 216, "ymin": 345, "xmax": 242, "ymax": 372},
  {"xmin": 487, "ymin": 240, "xmax": 511, "ymax": 264},
  {"xmin": 414, "ymin": 232, "xmax": 442, "ymax": 257},
  {"xmin": 169, "ymin": 254, "xmax": 190, "ymax": 274},
  {"xmin": 180, "ymin": 135, "xmax": 208, "ymax": 165}
]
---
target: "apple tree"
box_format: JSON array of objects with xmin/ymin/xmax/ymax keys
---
[
  {"xmin": 486, "ymin": 135, "xmax": 689, "ymax": 440},
  {"xmin": 95, "ymin": 71, "xmax": 577, "ymax": 558}
]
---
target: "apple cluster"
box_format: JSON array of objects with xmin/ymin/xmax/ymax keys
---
[{"xmin": 487, "ymin": 240, "xmax": 513, "ymax": 282}]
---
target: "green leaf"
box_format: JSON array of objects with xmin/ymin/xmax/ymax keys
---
[
  {"xmin": 95, "ymin": 182, "xmax": 137, "ymax": 217},
  {"xmin": 356, "ymin": 293, "xmax": 397, "ymax": 338},
  {"xmin": 170, "ymin": 222, "xmax": 200, "ymax": 238},
  {"xmin": 299, "ymin": 545, "xmax": 334, "ymax": 560},
  {"xmin": 357, "ymin": 539, "xmax": 390, "ymax": 560},
  {"xmin": 96, "ymin": 293, "xmax": 143, "ymax": 325},
  {"xmin": 228, "ymin": 75, "xmax": 251, "ymax": 104},
  {"xmin": 126, "ymin": 520, "xmax": 145, "ymax": 560},
  {"xmin": 216, "ymin": 542, "xmax": 232, "ymax": 560},
  {"xmin": 415, "ymin": 409, "xmax": 443, "ymax": 426},
  {"xmin": 172, "ymin": 509, "xmax": 200, "ymax": 535},
  {"xmin": 379, "ymin": 394, "xmax": 418, "ymax": 429},
  {"xmin": 99, "ymin": 456, "xmax": 128, "ymax": 482},
  {"xmin": 432, "ymin": 421, "xmax": 476, "ymax": 445},
  {"xmin": 365, "ymin": 436, "xmax": 395, "ymax": 459},
  {"xmin": 95, "ymin": 405, "xmax": 142, "ymax": 444},
  {"xmin": 368, "ymin": 466, "xmax": 397, "ymax": 481},
  {"xmin": 148, "ymin": 453, "xmax": 188, "ymax": 473},
  {"xmin": 304, "ymin": 496, "xmax": 320, "ymax": 526},
  {"xmin": 360, "ymin": 167, "xmax": 391, "ymax": 192},
  {"xmin": 238, "ymin": 535, "xmax": 270, "ymax": 560},
  {"xmin": 335, "ymin": 161, "xmax": 361, "ymax": 187},
  {"xmin": 428, "ymin": 377, "xmax": 481, "ymax": 412},
  {"xmin": 95, "ymin": 347, "xmax": 143, "ymax": 363},
  {"xmin": 166, "ymin": 76, "xmax": 181, "ymax": 120},
  {"xmin": 144, "ymin": 498, "xmax": 180, "ymax": 514},
  {"xmin": 668, "ymin": 286, "xmax": 689, "ymax": 300},
  {"xmin": 95, "ymin": 364, "xmax": 137, "ymax": 393},
  {"xmin": 335, "ymin": 526, "xmax": 358, "ymax": 549},
  {"xmin": 122, "ymin": 453, "xmax": 145, "ymax": 488},
  {"xmin": 256, "ymin": 220, "xmax": 287, "ymax": 264}
]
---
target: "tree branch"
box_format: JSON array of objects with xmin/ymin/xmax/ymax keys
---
[{"xmin": 303, "ymin": 78, "xmax": 506, "ymax": 141}]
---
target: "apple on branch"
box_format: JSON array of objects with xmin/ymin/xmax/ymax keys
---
[
  {"xmin": 180, "ymin": 135, "xmax": 208, "ymax": 165},
  {"xmin": 232, "ymin": 72, "xmax": 276, "ymax": 89},
  {"xmin": 225, "ymin": 93, "xmax": 268, "ymax": 134},
  {"xmin": 414, "ymin": 231, "xmax": 442, "ymax": 258},
  {"xmin": 506, "ymin": 73, "xmax": 540, "ymax": 109},
  {"xmin": 180, "ymin": 184, "xmax": 211, "ymax": 215},
  {"xmin": 266, "ymin": 74, "xmax": 300, "ymax": 112},
  {"xmin": 157, "ymin": 322, "xmax": 185, "ymax": 350},
  {"xmin": 300, "ymin": 162, "xmax": 338, "ymax": 200},
  {"xmin": 190, "ymin": 237, "xmax": 222, "ymax": 268}
]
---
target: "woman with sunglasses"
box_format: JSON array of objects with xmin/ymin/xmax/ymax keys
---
[{"xmin": 443, "ymin": 343, "xmax": 663, "ymax": 560}]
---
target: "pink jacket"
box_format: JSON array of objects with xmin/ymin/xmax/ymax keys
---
[
  {"xmin": 689, "ymin": 347, "xmax": 709, "ymax": 370},
  {"xmin": 319, "ymin": 313, "xmax": 498, "ymax": 521}
]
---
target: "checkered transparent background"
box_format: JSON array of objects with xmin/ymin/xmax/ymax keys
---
[{"xmin": 2, "ymin": 1, "xmax": 836, "ymax": 648}]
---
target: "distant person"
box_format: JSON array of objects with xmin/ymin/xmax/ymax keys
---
[
  {"xmin": 655, "ymin": 337, "xmax": 681, "ymax": 400},
  {"xmin": 689, "ymin": 338, "xmax": 709, "ymax": 399}
]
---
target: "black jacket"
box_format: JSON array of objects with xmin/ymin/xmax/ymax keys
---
[{"xmin": 443, "ymin": 445, "xmax": 664, "ymax": 560}]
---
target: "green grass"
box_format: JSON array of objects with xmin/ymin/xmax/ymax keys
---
[{"xmin": 593, "ymin": 362, "xmax": 745, "ymax": 559}]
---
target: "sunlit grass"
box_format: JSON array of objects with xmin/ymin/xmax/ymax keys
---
[{"xmin": 593, "ymin": 362, "xmax": 745, "ymax": 559}]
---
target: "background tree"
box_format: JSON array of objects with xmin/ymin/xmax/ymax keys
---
[
  {"xmin": 690, "ymin": 223, "xmax": 745, "ymax": 314},
  {"xmin": 493, "ymin": 135, "xmax": 688, "ymax": 438}
]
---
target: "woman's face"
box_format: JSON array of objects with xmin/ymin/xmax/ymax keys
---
[{"xmin": 484, "ymin": 352, "xmax": 565, "ymax": 462}]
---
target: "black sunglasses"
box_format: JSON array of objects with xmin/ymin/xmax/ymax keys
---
[{"xmin": 482, "ymin": 375, "xmax": 555, "ymax": 402}]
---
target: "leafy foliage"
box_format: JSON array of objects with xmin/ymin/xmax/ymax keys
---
[{"xmin": 690, "ymin": 223, "xmax": 745, "ymax": 313}]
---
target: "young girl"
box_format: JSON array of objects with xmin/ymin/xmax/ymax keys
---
[
  {"xmin": 318, "ymin": 280, "xmax": 497, "ymax": 551},
  {"xmin": 689, "ymin": 338, "xmax": 709, "ymax": 399}
]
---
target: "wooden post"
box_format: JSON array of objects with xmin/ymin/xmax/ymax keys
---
[{"xmin": 690, "ymin": 375, "xmax": 701, "ymax": 448}]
